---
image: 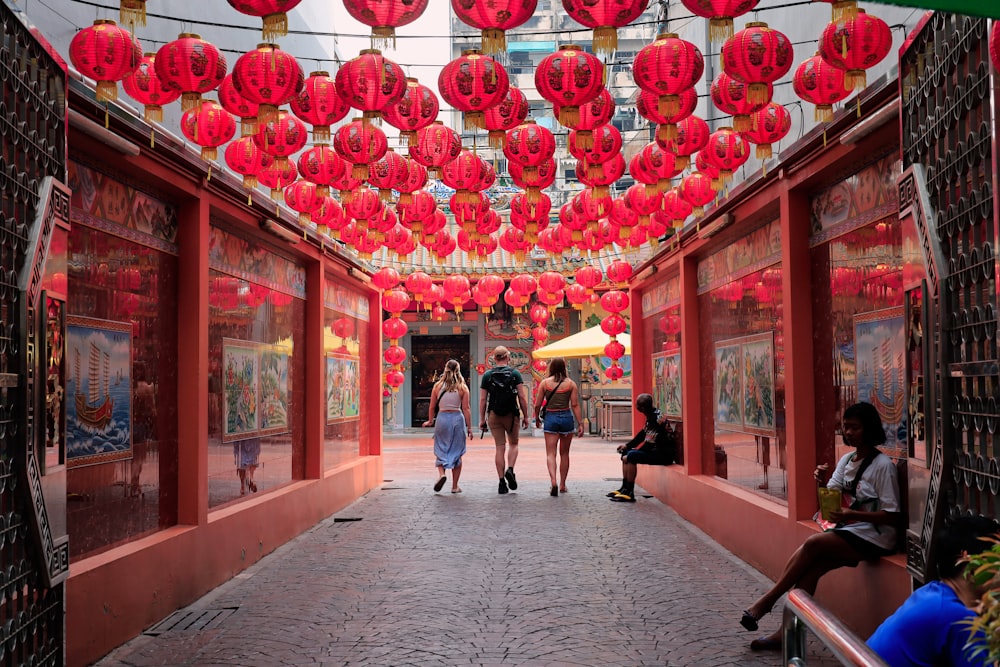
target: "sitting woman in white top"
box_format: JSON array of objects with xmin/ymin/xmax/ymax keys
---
[{"xmin": 739, "ymin": 401, "xmax": 901, "ymax": 651}]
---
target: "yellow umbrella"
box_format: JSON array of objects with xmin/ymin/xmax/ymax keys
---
[{"xmin": 531, "ymin": 325, "xmax": 631, "ymax": 359}]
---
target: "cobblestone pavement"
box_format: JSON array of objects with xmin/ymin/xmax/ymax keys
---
[{"xmin": 97, "ymin": 434, "xmax": 841, "ymax": 666}]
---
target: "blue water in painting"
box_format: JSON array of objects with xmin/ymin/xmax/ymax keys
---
[{"xmin": 66, "ymin": 374, "xmax": 131, "ymax": 463}]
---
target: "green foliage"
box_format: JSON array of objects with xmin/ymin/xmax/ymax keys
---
[{"xmin": 962, "ymin": 537, "xmax": 1000, "ymax": 665}]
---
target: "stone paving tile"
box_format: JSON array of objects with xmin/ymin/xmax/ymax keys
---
[{"xmin": 96, "ymin": 435, "xmax": 843, "ymax": 667}]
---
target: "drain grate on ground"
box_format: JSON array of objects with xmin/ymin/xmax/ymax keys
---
[{"xmin": 144, "ymin": 607, "xmax": 238, "ymax": 636}]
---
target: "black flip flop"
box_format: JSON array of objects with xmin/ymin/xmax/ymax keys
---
[
  {"xmin": 749, "ymin": 637, "xmax": 781, "ymax": 651},
  {"xmin": 740, "ymin": 611, "xmax": 759, "ymax": 632},
  {"xmin": 433, "ymin": 476, "xmax": 447, "ymax": 492}
]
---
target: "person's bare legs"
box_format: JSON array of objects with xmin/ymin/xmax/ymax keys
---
[
  {"xmin": 746, "ymin": 532, "xmax": 864, "ymax": 622},
  {"xmin": 451, "ymin": 463, "xmax": 462, "ymax": 492},
  {"xmin": 544, "ymin": 432, "xmax": 559, "ymax": 487},
  {"xmin": 558, "ymin": 434, "xmax": 573, "ymax": 492}
]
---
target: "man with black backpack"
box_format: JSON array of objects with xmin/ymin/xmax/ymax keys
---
[{"xmin": 479, "ymin": 347, "xmax": 530, "ymax": 494}]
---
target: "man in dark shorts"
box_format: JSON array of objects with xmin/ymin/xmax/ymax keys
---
[{"xmin": 608, "ymin": 393, "xmax": 676, "ymax": 503}]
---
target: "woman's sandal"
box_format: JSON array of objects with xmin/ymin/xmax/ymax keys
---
[
  {"xmin": 740, "ymin": 610, "xmax": 760, "ymax": 632},
  {"xmin": 433, "ymin": 476, "xmax": 447, "ymax": 493}
]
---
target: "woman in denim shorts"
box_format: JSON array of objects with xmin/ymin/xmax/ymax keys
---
[{"xmin": 533, "ymin": 357, "xmax": 584, "ymax": 496}]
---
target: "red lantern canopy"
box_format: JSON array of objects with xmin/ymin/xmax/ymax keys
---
[
  {"xmin": 679, "ymin": 0, "xmax": 760, "ymax": 42},
  {"xmin": 225, "ymin": 137, "xmax": 263, "ymax": 190},
  {"xmin": 710, "ymin": 71, "xmax": 771, "ymax": 133},
  {"xmin": 606, "ymin": 260, "xmax": 632, "ymax": 285},
  {"xmin": 678, "ymin": 172, "xmax": 716, "ymax": 216},
  {"xmin": 535, "ymin": 45, "xmax": 604, "ymax": 127},
  {"xmin": 290, "ymin": 71, "xmax": 350, "ymax": 145},
  {"xmin": 383, "ymin": 78, "xmax": 440, "ymax": 147},
  {"xmin": 818, "ymin": 10, "xmax": 892, "ymax": 91},
  {"xmin": 155, "ymin": 34, "xmax": 227, "ymax": 112},
  {"xmin": 561, "ymin": 0, "xmax": 648, "ymax": 55},
  {"xmin": 334, "ymin": 118, "xmax": 389, "ymax": 180},
  {"xmin": 792, "ymin": 52, "xmax": 852, "ymax": 122},
  {"xmin": 504, "ymin": 121, "xmax": 556, "ymax": 181},
  {"xmin": 284, "ymin": 179, "xmax": 324, "ymax": 225},
  {"xmin": 231, "ymin": 43, "xmax": 303, "ymax": 125},
  {"xmin": 442, "ymin": 151, "xmax": 492, "ymax": 204},
  {"xmin": 70, "ymin": 19, "xmax": 142, "ymax": 103},
  {"xmin": 633, "ymin": 33, "xmax": 704, "ymax": 116},
  {"xmin": 122, "ymin": 53, "xmax": 180, "ymax": 123},
  {"xmin": 721, "ymin": 22, "xmax": 793, "ymax": 106},
  {"xmin": 372, "ymin": 267, "xmax": 401, "ymax": 290},
  {"xmin": 438, "ymin": 49, "xmax": 509, "ymax": 130},
  {"xmin": 637, "ymin": 88, "xmax": 697, "ymax": 143},
  {"xmin": 743, "ymin": 102, "xmax": 791, "ymax": 159},
  {"xmin": 218, "ymin": 73, "xmax": 260, "ymax": 137},
  {"xmin": 702, "ymin": 126, "xmax": 750, "ymax": 183},
  {"xmin": 367, "ymin": 149, "xmax": 408, "ymax": 201},
  {"xmin": 258, "ymin": 153, "xmax": 298, "ymax": 201},
  {"xmin": 483, "ymin": 86, "xmax": 529, "ymax": 149},
  {"xmin": 343, "ymin": 0, "xmax": 429, "ymax": 48},
  {"xmin": 226, "ymin": 0, "xmax": 304, "ymax": 40},
  {"xmin": 410, "ymin": 121, "xmax": 462, "ymax": 178},
  {"xmin": 297, "ymin": 145, "xmax": 346, "ymax": 198},
  {"xmin": 254, "ymin": 110, "xmax": 309, "ymax": 170},
  {"xmin": 335, "ymin": 49, "xmax": 407, "ymax": 124},
  {"xmin": 661, "ymin": 114, "xmax": 710, "ymax": 171},
  {"xmin": 556, "ymin": 88, "xmax": 615, "ymax": 151},
  {"xmin": 450, "ymin": 0, "xmax": 538, "ymax": 55},
  {"xmin": 180, "ymin": 99, "xmax": 236, "ymax": 161}
]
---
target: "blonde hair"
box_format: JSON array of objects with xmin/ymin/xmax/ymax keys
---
[{"xmin": 439, "ymin": 359, "xmax": 466, "ymax": 393}]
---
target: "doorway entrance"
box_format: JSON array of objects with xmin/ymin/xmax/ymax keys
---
[{"xmin": 410, "ymin": 335, "xmax": 471, "ymax": 426}]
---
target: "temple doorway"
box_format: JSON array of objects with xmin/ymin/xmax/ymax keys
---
[{"xmin": 410, "ymin": 335, "xmax": 471, "ymax": 426}]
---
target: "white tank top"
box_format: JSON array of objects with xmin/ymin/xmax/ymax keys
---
[{"xmin": 438, "ymin": 389, "xmax": 462, "ymax": 411}]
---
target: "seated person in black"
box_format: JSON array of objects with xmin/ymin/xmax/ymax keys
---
[{"xmin": 608, "ymin": 393, "xmax": 676, "ymax": 503}]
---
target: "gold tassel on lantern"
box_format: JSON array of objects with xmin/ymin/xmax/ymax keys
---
[
  {"xmin": 262, "ymin": 12, "xmax": 289, "ymax": 42},
  {"xmin": 657, "ymin": 124, "xmax": 678, "ymax": 143},
  {"xmin": 709, "ymin": 17, "xmax": 734, "ymax": 44},
  {"xmin": 815, "ymin": 105, "xmax": 834, "ymax": 123},
  {"xmin": 747, "ymin": 83, "xmax": 769, "ymax": 107},
  {"xmin": 733, "ymin": 114, "xmax": 753, "ymax": 133},
  {"xmin": 847, "ymin": 70, "xmax": 866, "ymax": 91},
  {"xmin": 481, "ymin": 28, "xmax": 506, "ymax": 55},
  {"xmin": 658, "ymin": 95, "xmax": 680, "ymax": 117},
  {"xmin": 830, "ymin": 0, "xmax": 859, "ymax": 21},
  {"xmin": 557, "ymin": 106, "xmax": 580, "ymax": 128},
  {"xmin": 575, "ymin": 130, "xmax": 594, "ymax": 151},
  {"xmin": 403, "ymin": 130, "xmax": 418, "ymax": 147},
  {"xmin": 371, "ymin": 26, "xmax": 396, "ymax": 51},
  {"xmin": 592, "ymin": 26, "xmax": 618, "ymax": 56},
  {"xmin": 488, "ymin": 130, "xmax": 505, "ymax": 149},
  {"xmin": 755, "ymin": 143, "xmax": 773, "ymax": 160},
  {"xmin": 363, "ymin": 110, "xmax": 382, "ymax": 126},
  {"xmin": 352, "ymin": 163, "xmax": 369, "ymax": 180},
  {"xmin": 378, "ymin": 187, "xmax": 393, "ymax": 202},
  {"xmin": 464, "ymin": 111, "xmax": 484, "ymax": 131},
  {"xmin": 120, "ymin": 0, "xmax": 147, "ymax": 27},
  {"xmin": 144, "ymin": 104, "xmax": 163, "ymax": 123},
  {"xmin": 96, "ymin": 81, "xmax": 119, "ymax": 103},
  {"xmin": 243, "ymin": 175, "xmax": 259, "ymax": 189},
  {"xmin": 201, "ymin": 147, "xmax": 218, "ymax": 161}
]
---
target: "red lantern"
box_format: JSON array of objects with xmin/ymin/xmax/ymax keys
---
[
  {"xmin": 383, "ymin": 78, "xmax": 440, "ymax": 147},
  {"xmin": 605, "ymin": 339, "xmax": 626, "ymax": 361},
  {"xmin": 500, "ymin": 227, "xmax": 530, "ymax": 262},
  {"xmin": 332, "ymin": 316, "xmax": 355, "ymax": 340},
  {"xmin": 680, "ymin": 0, "xmax": 760, "ymax": 42},
  {"xmin": 442, "ymin": 151, "xmax": 492, "ymax": 204},
  {"xmin": 662, "ymin": 188, "xmax": 694, "ymax": 227},
  {"xmin": 635, "ymin": 143, "xmax": 681, "ymax": 193},
  {"xmin": 575, "ymin": 266, "xmax": 603, "ymax": 293},
  {"xmin": 509, "ymin": 158, "xmax": 556, "ymax": 205},
  {"xmin": 743, "ymin": 102, "xmax": 791, "ymax": 159},
  {"xmin": 605, "ymin": 364, "xmax": 624, "ymax": 381},
  {"xmin": 70, "ymin": 19, "xmax": 142, "ymax": 103},
  {"xmin": 298, "ymin": 145, "xmax": 346, "ymax": 198},
  {"xmin": 484, "ymin": 86, "xmax": 529, "ymax": 149},
  {"xmin": 695, "ymin": 151, "xmax": 723, "ymax": 191},
  {"xmin": 345, "ymin": 187, "xmax": 384, "ymax": 225},
  {"xmin": 565, "ymin": 283, "xmax": 588, "ymax": 309},
  {"xmin": 226, "ymin": 0, "xmax": 304, "ymax": 40},
  {"xmin": 397, "ymin": 190, "xmax": 437, "ymax": 232},
  {"xmin": 530, "ymin": 326, "xmax": 550, "ymax": 344},
  {"xmin": 609, "ymin": 197, "xmax": 638, "ymax": 240},
  {"xmin": 569, "ymin": 124, "xmax": 622, "ymax": 178},
  {"xmin": 561, "ymin": 0, "xmax": 648, "ymax": 55},
  {"xmin": 478, "ymin": 274, "xmax": 505, "ymax": 298},
  {"xmin": 218, "ymin": 74, "xmax": 260, "ymax": 136},
  {"xmin": 601, "ymin": 313, "xmax": 627, "ymax": 336},
  {"xmin": 721, "ymin": 22, "xmax": 793, "ymax": 106},
  {"xmin": 601, "ymin": 289, "xmax": 629, "ymax": 314},
  {"xmin": 384, "ymin": 344, "xmax": 406, "ymax": 367},
  {"xmin": 335, "ymin": 49, "xmax": 407, "ymax": 124},
  {"xmin": 383, "ymin": 316, "xmax": 408, "ymax": 342},
  {"xmin": 473, "ymin": 283, "xmax": 500, "ymax": 313},
  {"xmin": 385, "ymin": 369, "xmax": 405, "ymax": 391},
  {"xmin": 572, "ymin": 187, "xmax": 612, "ymax": 222},
  {"xmin": 991, "ymin": 22, "xmax": 1000, "ymax": 74},
  {"xmin": 637, "ymin": 88, "xmax": 696, "ymax": 143},
  {"xmin": 382, "ymin": 288, "xmax": 411, "ymax": 314},
  {"xmin": 535, "ymin": 45, "xmax": 604, "ymax": 127},
  {"xmin": 442, "ymin": 275, "xmax": 471, "ymax": 315},
  {"xmin": 633, "ymin": 33, "xmax": 704, "ymax": 117},
  {"xmin": 122, "ymin": 53, "xmax": 179, "ymax": 122},
  {"xmin": 393, "ymin": 159, "xmax": 429, "ymax": 205},
  {"xmin": 557, "ymin": 88, "xmax": 615, "ymax": 151},
  {"xmin": 528, "ymin": 302, "xmax": 551, "ymax": 326},
  {"xmin": 503, "ymin": 287, "xmax": 529, "ymax": 313},
  {"xmin": 710, "ymin": 71, "xmax": 770, "ymax": 133},
  {"xmin": 331, "ymin": 170, "xmax": 364, "ymax": 205},
  {"xmin": 373, "ymin": 267, "xmax": 401, "ymax": 290},
  {"xmin": 254, "ymin": 110, "xmax": 308, "ymax": 170},
  {"xmin": 258, "ymin": 153, "xmax": 298, "ymax": 200},
  {"xmin": 231, "ymin": 43, "xmax": 303, "ymax": 125},
  {"xmin": 404, "ymin": 271, "xmax": 433, "ymax": 306},
  {"xmin": 438, "ymin": 49, "xmax": 509, "ymax": 130},
  {"xmin": 661, "ymin": 115, "xmax": 710, "ymax": 171},
  {"xmin": 505, "ymin": 121, "xmax": 556, "ymax": 181},
  {"xmin": 284, "ymin": 180, "xmax": 324, "ymax": 225},
  {"xmin": 225, "ymin": 137, "xmax": 263, "ymax": 190},
  {"xmin": 678, "ymin": 172, "xmax": 716, "ymax": 216},
  {"xmin": 180, "ymin": 99, "xmax": 235, "ymax": 161},
  {"xmin": 538, "ymin": 271, "xmax": 566, "ymax": 295},
  {"xmin": 702, "ymin": 127, "xmax": 750, "ymax": 183},
  {"xmin": 511, "ymin": 273, "xmax": 538, "ymax": 299},
  {"xmin": 334, "ymin": 118, "xmax": 389, "ymax": 180},
  {"xmin": 577, "ymin": 154, "xmax": 626, "ymax": 199},
  {"xmin": 450, "ymin": 0, "xmax": 538, "ymax": 55},
  {"xmin": 430, "ymin": 304, "xmax": 449, "ymax": 321},
  {"xmin": 606, "ymin": 260, "xmax": 632, "ymax": 285},
  {"xmin": 792, "ymin": 53, "xmax": 852, "ymax": 122},
  {"xmin": 367, "ymin": 149, "xmax": 409, "ymax": 201},
  {"xmin": 343, "ymin": 0, "xmax": 429, "ymax": 48},
  {"xmin": 818, "ymin": 10, "xmax": 892, "ymax": 91},
  {"xmin": 624, "ymin": 183, "xmax": 663, "ymax": 227},
  {"xmin": 410, "ymin": 121, "xmax": 462, "ymax": 178},
  {"xmin": 312, "ymin": 197, "xmax": 346, "ymax": 235},
  {"xmin": 155, "ymin": 34, "xmax": 227, "ymax": 112},
  {"xmin": 291, "ymin": 71, "xmax": 350, "ymax": 145}
]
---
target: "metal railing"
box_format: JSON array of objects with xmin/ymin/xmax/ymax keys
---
[{"xmin": 782, "ymin": 590, "xmax": 889, "ymax": 667}]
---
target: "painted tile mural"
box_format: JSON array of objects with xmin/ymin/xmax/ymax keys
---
[{"xmin": 854, "ymin": 307, "xmax": 905, "ymax": 455}]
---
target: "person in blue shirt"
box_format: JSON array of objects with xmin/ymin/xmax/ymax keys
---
[{"xmin": 868, "ymin": 514, "xmax": 998, "ymax": 666}]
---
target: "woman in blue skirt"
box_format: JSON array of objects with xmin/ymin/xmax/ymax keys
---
[{"xmin": 423, "ymin": 359, "xmax": 473, "ymax": 493}]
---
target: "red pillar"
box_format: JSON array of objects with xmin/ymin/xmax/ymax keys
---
[
  {"xmin": 678, "ymin": 253, "xmax": 704, "ymax": 475},
  {"xmin": 780, "ymin": 183, "xmax": 817, "ymax": 520},
  {"xmin": 365, "ymin": 287, "xmax": 382, "ymax": 456},
  {"xmin": 305, "ymin": 261, "xmax": 324, "ymax": 478},
  {"xmin": 176, "ymin": 193, "xmax": 209, "ymax": 525}
]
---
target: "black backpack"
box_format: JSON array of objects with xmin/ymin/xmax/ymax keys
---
[{"xmin": 485, "ymin": 366, "xmax": 520, "ymax": 416}]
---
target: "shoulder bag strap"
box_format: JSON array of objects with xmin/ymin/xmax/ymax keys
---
[
  {"xmin": 544, "ymin": 379, "xmax": 564, "ymax": 405},
  {"xmin": 846, "ymin": 451, "xmax": 879, "ymax": 496}
]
